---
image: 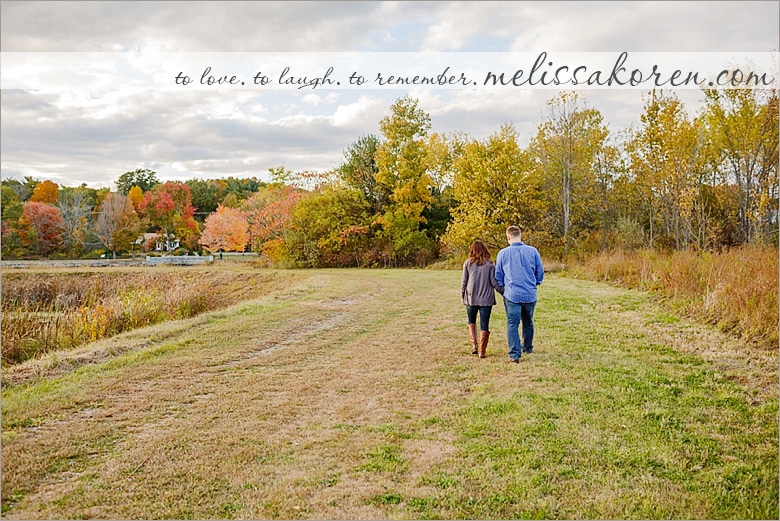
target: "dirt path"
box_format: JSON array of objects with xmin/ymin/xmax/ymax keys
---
[{"xmin": 2, "ymin": 270, "xmax": 777, "ymax": 519}]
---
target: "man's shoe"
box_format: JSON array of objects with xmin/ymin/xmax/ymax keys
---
[
  {"xmin": 508, "ymin": 358, "xmax": 520, "ymax": 363},
  {"xmin": 523, "ymin": 348, "xmax": 533, "ymax": 354}
]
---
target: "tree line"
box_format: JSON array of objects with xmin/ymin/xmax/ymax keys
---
[{"xmin": 2, "ymin": 88, "xmax": 777, "ymax": 266}]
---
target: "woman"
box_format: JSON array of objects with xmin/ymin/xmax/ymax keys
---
[{"xmin": 461, "ymin": 240, "xmax": 504, "ymax": 358}]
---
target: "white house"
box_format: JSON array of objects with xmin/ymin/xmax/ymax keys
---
[{"xmin": 137, "ymin": 233, "xmax": 180, "ymax": 252}]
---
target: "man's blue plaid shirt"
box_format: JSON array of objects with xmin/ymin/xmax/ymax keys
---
[{"xmin": 495, "ymin": 241, "xmax": 544, "ymax": 304}]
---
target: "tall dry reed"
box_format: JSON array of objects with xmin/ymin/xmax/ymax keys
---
[
  {"xmin": 1, "ymin": 270, "xmax": 277, "ymax": 365},
  {"xmin": 569, "ymin": 246, "xmax": 778, "ymax": 349}
]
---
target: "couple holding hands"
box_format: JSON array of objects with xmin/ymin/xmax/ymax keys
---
[{"xmin": 460, "ymin": 226, "xmax": 544, "ymax": 363}]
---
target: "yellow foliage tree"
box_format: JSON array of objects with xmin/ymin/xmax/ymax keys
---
[
  {"xmin": 127, "ymin": 185, "xmax": 144, "ymax": 210},
  {"xmin": 703, "ymin": 86, "xmax": 778, "ymax": 244},
  {"xmin": 627, "ymin": 90, "xmax": 705, "ymax": 250},
  {"xmin": 374, "ymin": 97, "xmax": 436, "ymax": 262},
  {"xmin": 443, "ymin": 124, "xmax": 542, "ymax": 253},
  {"xmin": 530, "ymin": 92, "xmax": 609, "ymax": 256}
]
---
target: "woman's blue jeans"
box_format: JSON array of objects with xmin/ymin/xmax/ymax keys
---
[
  {"xmin": 466, "ymin": 305, "xmax": 492, "ymax": 331},
  {"xmin": 504, "ymin": 298, "xmax": 536, "ymax": 360}
]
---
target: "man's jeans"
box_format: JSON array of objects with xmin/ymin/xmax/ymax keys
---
[{"xmin": 504, "ymin": 298, "xmax": 536, "ymax": 360}]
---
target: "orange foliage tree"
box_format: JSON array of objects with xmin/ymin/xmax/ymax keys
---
[
  {"xmin": 198, "ymin": 204, "xmax": 249, "ymax": 253},
  {"xmin": 241, "ymin": 185, "xmax": 303, "ymax": 258},
  {"xmin": 29, "ymin": 180, "xmax": 60, "ymax": 204}
]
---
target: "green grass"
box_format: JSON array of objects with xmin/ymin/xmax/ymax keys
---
[{"xmin": 1, "ymin": 268, "xmax": 777, "ymax": 519}]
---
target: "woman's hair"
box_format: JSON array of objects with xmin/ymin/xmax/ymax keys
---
[{"xmin": 468, "ymin": 240, "xmax": 491, "ymax": 266}]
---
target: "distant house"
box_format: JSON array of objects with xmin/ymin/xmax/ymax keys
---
[{"xmin": 137, "ymin": 233, "xmax": 180, "ymax": 252}]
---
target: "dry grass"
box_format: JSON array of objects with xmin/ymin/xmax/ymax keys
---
[
  {"xmin": 1, "ymin": 268, "xmax": 777, "ymax": 519},
  {"xmin": 566, "ymin": 246, "xmax": 779, "ymax": 350},
  {"xmin": 1, "ymin": 267, "xmax": 290, "ymax": 365}
]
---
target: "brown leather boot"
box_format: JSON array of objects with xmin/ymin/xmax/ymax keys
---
[
  {"xmin": 469, "ymin": 324, "xmax": 478, "ymax": 354},
  {"xmin": 479, "ymin": 330, "xmax": 490, "ymax": 358}
]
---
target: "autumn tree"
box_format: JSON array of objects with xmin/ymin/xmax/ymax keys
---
[
  {"xmin": 95, "ymin": 192, "xmax": 142, "ymax": 259},
  {"xmin": 127, "ymin": 185, "xmax": 144, "ymax": 210},
  {"xmin": 94, "ymin": 187, "xmax": 111, "ymax": 211},
  {"xmin": 29, "ymin": 179, "xmax": 60, "ymax": 204},
  {"xmin": 1, "ymin": 187, "xmax": 24, "ymax": 257},
  {"xmin": 57, "ymin": 188, "xmax": 94, "ymax": 257},
  {"xmin": 136, "ymin": 182, "xmax": 199, "ymax": 252},
  {"xmin": 337, "ymin": 135, "xmax": 388, "ymax": 215},
  {"xmin": 2, "ymin": 178, "xmax": 32, "ymax": 202},
  {"xmin": 221, "ymin": 193, "xmax": 241, "ymax": 208},
  {"xmin": 444, "ymin": 125, "xmax": 542, "ymax": 252},
  {"xmin": 626, "ymin": 90, "xmax": 705, "ymax": 250},
  {"xmin": 702, "ymin": 86, "xmax": 779, "ymax": 244},
  {"xmin": 1, "ymin": 185, "xmax": 23, "ymax": 222},
  {"xmin": 530, "ymin": 92, "xmax": 609, "ymax": 256},
  {"xmin": 268, "ymin": 166, "xmax": 295, "ymax": 186},
  {"xmin": 422, "ymin": 132, "xmax": 460, "ymax": 242},
  {"xmin": 17, "ymin": 201, "xmax": 65, "ymax": 258},
  {"xmin": 375, "ymin": 97, "xmax": 436, "ymax": 264},
  {"xmin": 3, "ymin": 176, "xmax": 41, "ymax": 202},
  {"xmin": 241, "ymin": 185, "xmax": 303, "ymax": 261},
  {"xmin": 198, "ymin": 204, "xmax": 249, "ymax": 253},
  {"xmin": 287, "ymin": 184, "xmax": 373, "ymax": 267},
  {"xmin": 1, "ymin": 221, "xmax": 24, "ymax": 258}
]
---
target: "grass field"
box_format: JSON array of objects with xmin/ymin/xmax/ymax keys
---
[{"xmin": 1, "ymin": 267, "xmax": 777, "ymax": 519}]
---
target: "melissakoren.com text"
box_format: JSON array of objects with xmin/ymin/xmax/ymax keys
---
[{"xmin": 483, "ymin": 52, "xmax": 776, "ymax": 89}]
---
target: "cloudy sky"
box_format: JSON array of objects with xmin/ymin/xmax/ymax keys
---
[{"xmin": 1, "ymin": 1, "xmax": 778, "ymax": 189}]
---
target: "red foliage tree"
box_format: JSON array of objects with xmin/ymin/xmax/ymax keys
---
[
  {"xmin": 137, "ymin": 182, "xmax": 198, "ymax": 251},
  {"xmin": 17, "ymin": 201, "xmax": 65, "ymax": 257}
]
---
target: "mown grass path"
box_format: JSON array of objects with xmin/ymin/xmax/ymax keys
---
[{"xmin": 2, "ymin": 268, "xmax": 777, "ymax": 519}]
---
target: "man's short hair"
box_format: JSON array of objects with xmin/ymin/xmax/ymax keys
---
[{"xmin": 506, "ymin": 226, "xmax": 522, "ymax": 238}]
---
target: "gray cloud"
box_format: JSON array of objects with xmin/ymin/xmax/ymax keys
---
[
  {"xmin": 4, "ymin": 1, "xmax": 776, "ymax": 53},
  {"xmin": 1, "ymin": 88, "xmax": 390, "ymax": 187},
  {"xmin": 0, "ymin": 86, "xmax": 713, "ymax": 188},
  {"xmin": 419, "ymin": 1, "xmax": 778, "ymax": 52},
  {"xmin": 1, "ymin": 1, "xmax": 415, "ymax": 52},
  {"xmin": 1, "ymin": 1, "xmax": 777, "ymax": 188}
]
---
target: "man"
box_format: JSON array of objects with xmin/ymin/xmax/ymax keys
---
[{"xmin": 494, "ymin": 225, "xmax": 544, "ymax": 363}]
